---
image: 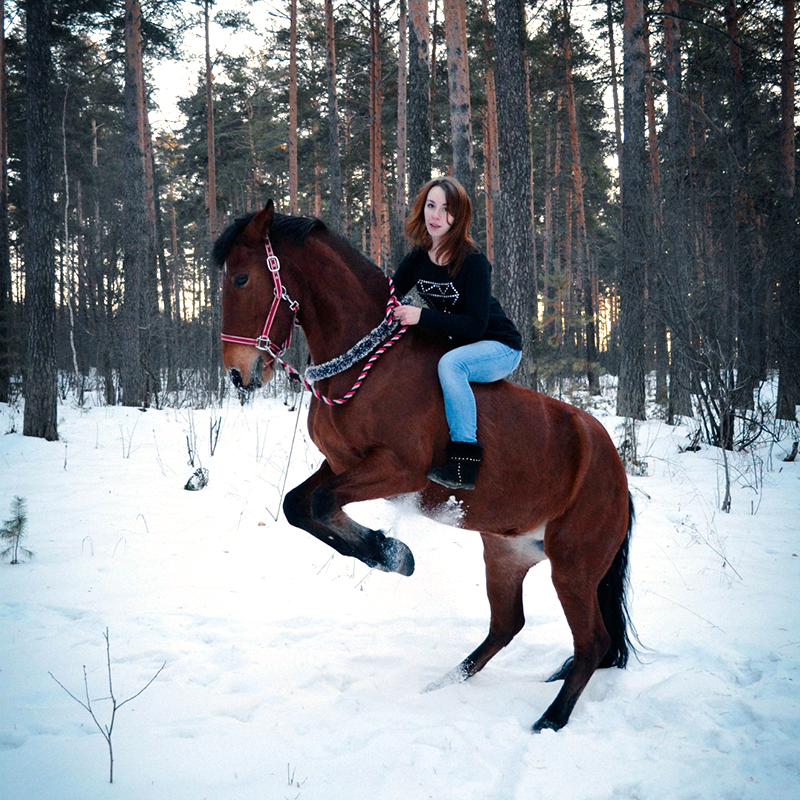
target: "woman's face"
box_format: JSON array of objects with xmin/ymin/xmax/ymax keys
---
[{"xmin": 424, "ymin": 186, "xmax": 454, "ymax": 246}]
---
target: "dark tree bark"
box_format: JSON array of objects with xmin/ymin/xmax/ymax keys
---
[
  {"xmin": 23, "ymin": 0, "xmax": 58, "ymax": 439},
  {"xmin": 204, "ymin": 0, "xmax": 221, "ymax": 396},
  {"xmin": 494, "ymin": 0, "xmax": 536, "ymax": 388},
  {"xmin": 120, "ymin": 0, "xmax": 152, "ymax": 407},
  {"xmin": 776, "ymin": 0, "xmax": 798, "ymax": 420},
  {"xmin": 289, "ymin": 0, "xmax": 298, "ymax": 213},
  {"xmin": 444, "ymin": 0, "xmax": 474, "ymax": 197},
  {"xmin": 563, "ymin": 0, "xmax": 599, "ymax": 394},
  {"xmin": 481, "ymin": 0, "xmax": 498, "ymax": 262},
  {"xmin": 616, "ymin": 0, "xmax": 648, "ymax": 420},
  {"xmin": 724, "ymin": 0, "xmax": 760, "ymax": 412},
  {"xmin": 368, "ymin": 0, "xmax": 386, "ymax": 267},
  {"xmin": 607, "ymin": 0, "xmax": 623, "ymax": 197},
  {"xmin": 393, "ymin": 0, "xmax": 408, "ymax": 264},
  {"xmin": 661, "ymin": 0, "xmax": 692, "ymax": 423},
  {"xmin": 90, "ymin": 118, "xmax": 116, "ymax": 406},
  {"xmin": 0, "ymin": 0, "xmax": 10, "ymax": 403},
  {"xmin": 204, "ymin": 0, "xmax": 217, "ymax": 240},
  {"xmin": 407, "ymin": 0, "xmax": 431, "ymax": 194},
  {"xmin": 325, "ymin": 0, "xmax": 342, "ymax": 231}
]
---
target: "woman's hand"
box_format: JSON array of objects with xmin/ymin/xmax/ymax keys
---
[{"xmin": 393, "ymin": 305, "xmax": 422, "ymax": 326}]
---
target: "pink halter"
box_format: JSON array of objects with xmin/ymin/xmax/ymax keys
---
[{"xmin": 220, "ymin": 235, "xmax": 299, "ymax": 360}]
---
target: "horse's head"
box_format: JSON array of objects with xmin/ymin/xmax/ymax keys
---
[{"xmin": 214, "ymin": 200, "xmax": 300, "ymax": 393}]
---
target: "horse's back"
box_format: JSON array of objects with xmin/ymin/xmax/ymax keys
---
[{"xmin": 455, "ymin": 379, "xmax": 628, "ymax": 535}]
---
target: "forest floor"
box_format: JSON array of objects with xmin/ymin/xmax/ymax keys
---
[{"xmin": 1, "ymin": 379, "xmax": 798, "ymax": 800}]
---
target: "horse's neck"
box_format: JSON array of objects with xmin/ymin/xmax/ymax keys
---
[{"xmin": 298, "ymin": 239, "xmax": 389, "ymax": 367}]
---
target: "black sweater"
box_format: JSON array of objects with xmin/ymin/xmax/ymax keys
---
[{"xmin": 393, "ymin": 247, "xmax": 523, "ymax": 350}]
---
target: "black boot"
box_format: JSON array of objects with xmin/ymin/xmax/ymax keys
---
[{"xmin": 427, "ymin": 441, "xmax": 484, "ymax": 491}]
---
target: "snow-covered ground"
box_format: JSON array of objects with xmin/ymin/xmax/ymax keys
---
[{"xmin": 1, "ymin": 385, "xmax": 798, "ymax": 800}]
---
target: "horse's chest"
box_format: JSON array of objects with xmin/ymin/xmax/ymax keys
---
[{"xmin": 307, "ymin": 405, "xmax": 368, "ymax": 470}]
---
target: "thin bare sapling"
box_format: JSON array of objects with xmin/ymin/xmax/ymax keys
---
[{"xmin": 49, "ymin": 629, "xmax": 166, "ymax": 784}]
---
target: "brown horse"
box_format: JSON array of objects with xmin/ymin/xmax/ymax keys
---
[{"xmin": 213, "ymin": 201, "xmax": 636, "ymax": 732}]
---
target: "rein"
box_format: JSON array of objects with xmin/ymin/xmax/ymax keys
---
[{"xmin": 220, "ymin": 234, "xmax": 409, "ymax": 407}]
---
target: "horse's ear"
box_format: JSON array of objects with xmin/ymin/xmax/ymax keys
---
[{"xmin": 244, "ymin": 200, "xmax": 275, "ymax": 243}]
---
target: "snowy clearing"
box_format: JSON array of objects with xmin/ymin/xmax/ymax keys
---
[{"xmin": 1, "ymin": 389, "xmax": 798, "ymax": 800}]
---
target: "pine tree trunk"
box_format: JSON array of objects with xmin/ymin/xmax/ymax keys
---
[
  {"xmin": 289, "ymin": 0, "xmax": 298, "ymax": 213},
  {"xmin": 776, "ymin": 0, "xmax": 798, "ymax": 420},
  {"xmin": 325, "ymin": 0, "xmax": 342, "ymax": 230},
  {"xmin": 369, "ymin": 0, "xmax": 385, "ymax": 267},
  {"xmin": 204, "ymin": 0, "xmax": 222, "ymax": 396},
  {"xmin": 661, "ymin": 0, "xmax": 691, "ymax": 422},
  {"xmin": 121, "ymin": 0, "xmax": 151, "ymax": 407},
  {"xmin": 642, "ymin": 14, "xmax": 666, "ymax": 405},
  {"xmin": 444, "ymin": 0, "xmax": 474, "ymax": 197},
  {"xmin": 151, "ymin": 137, "xmax": 176, "ymax": 393},
  {"xmin": 547, "ymin": 94, "xmax": 565, "ymax": 351},
  {"xmin": 494, "ymin": 0, "xmax": 536, "ymax": 388},
  {"xmin": 481, "ymin": 0, "xmax": 498, "ymax": 262},
  {"xmin": 723, "ymin": 0, "xmax": 758, "ymax": 412},
  {"xmin": 407, "ymin": 0, "xmax": 431, "ymax": 194},
  {"xmin": 205, "ymin": 0, "xmax": 218, "ymax": 239},
  {"xmin": 24, "ymin": 0, "xmax": 58, "ymax": 439},
  {"xmin": 607, "ymin": 0, "xmax": 623, "ymax": 198},
  {"xmin": 393, "ymin": 0, "xmax": 408, "ymax": 264},
  {"xmin": 643, "ymin": 17, "xmax": 662, "ymax": 234},
  {"xmin": 524, "ymin": 53, "xmax": 537, "ymax": 288},
  {"xmin": 142, "ymin": 99, "xmax": 164, "ymax": 398},
  {"xmin": 563, "ymin": 1, "xmax": 599, "ymax": 394},
  {"xmin": 543, "ymin": 109, "xmax": 556, "ymax": 344},
  {"xmin": 430, "ymin": 0, "xmax": 439, "ymax": 130},
  {"xmin": 616, "ymin": 0, "xmax": 648, "ymax": 420},
  {"xmin": 0, "ymin": 0, "xmax": 10, "ymax": 403},
  {"xmin": 89, "ymin": 118, "xmax": 115, "ymax": 405}
]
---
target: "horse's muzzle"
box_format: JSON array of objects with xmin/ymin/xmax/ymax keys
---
[
  {"xmin": 228, "ymin": 355, "xmax": 276, "ymax": 395},
  {"xmin": 229, "ymin": 366, "xmax": 256, "ymax": 393},
  {"xmin": 229, "ymin": 360, "xmax": 263, "ymax": 391}
]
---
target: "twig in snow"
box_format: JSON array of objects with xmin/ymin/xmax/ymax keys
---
[{"xmin": 49, "ymin": 629, "xmax": 166, "ymax": 784}]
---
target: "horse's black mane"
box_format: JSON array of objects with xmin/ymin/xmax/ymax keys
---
[
  {"xmin": 212, "ymin": 208, "xmax": 389, "ymax": 303},
  {"xmin": 211, "ymin": 211, "xmax": 328, "ymax": 269}
]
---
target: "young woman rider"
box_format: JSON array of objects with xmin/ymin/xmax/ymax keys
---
[{"xmin": 392, "ymin": 176, "xmax": 523, "ymax": 490}]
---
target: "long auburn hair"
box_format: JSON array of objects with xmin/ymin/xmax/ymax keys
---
[{"xmin": 405, "ymin": 176, "xmax": 477, "ymax": 278}]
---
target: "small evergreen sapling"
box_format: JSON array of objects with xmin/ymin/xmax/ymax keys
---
[{"xmin": 1, "ymin": 496, "xmax": 33, "ymax": 564}]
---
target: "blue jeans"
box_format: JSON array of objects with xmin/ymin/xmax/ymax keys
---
[{"xmin": 437, "ymin": 341, "xmax": 522, "ymax": 443}]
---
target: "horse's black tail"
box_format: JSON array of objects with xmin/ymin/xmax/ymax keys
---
[{"xmin": 598, "ymin": 491, "xmax": 638, "ymax": 669}]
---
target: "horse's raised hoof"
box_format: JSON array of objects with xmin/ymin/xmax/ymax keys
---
[{"xmin": 370, "ymin": 535, "xmax": 415, "ymax": 577}]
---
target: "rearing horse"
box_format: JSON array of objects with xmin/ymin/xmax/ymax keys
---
[{"xmin": 214, "ymin": 201, "xmax": 636, "ymax": 732}]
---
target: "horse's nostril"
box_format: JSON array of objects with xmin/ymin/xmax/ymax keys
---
[{"xmin": 229, "ymin": 367, "xmax": 243, "ymax": 389}]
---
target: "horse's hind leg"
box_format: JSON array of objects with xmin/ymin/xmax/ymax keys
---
[
  {"xmin": 427, "ymin": 529, "xmax": 545, "ymax": 690},
  {"xmin": 533, "ymin": 516, "xmax": 629, "ymax": 732}
]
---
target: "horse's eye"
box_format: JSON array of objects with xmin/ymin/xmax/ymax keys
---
[{"xmin": 233, "ymin": 274, "xmax": 249, "ymax": 288}]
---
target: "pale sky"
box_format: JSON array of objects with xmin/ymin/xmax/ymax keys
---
[{"xmin": 149, "ymin": 0, "xmax": 276, "ymax": 136}]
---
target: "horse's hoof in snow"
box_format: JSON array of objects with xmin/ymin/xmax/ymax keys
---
[
  {"xmin": 532, "ymin": 714, "xmax": 564, "ymax": 733},
  {"xmin": 422, "ymin": 663, "xmax": 470, "ymax": 693}
]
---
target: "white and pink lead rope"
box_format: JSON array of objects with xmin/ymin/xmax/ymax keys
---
[{"xmin": 221, "ymin": 235, "xmax": 408, "ymax": 407}]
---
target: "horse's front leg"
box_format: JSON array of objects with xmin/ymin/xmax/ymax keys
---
[{"xmin": 283, "ymin": 450, "xmax": 425, "ymax": 576}]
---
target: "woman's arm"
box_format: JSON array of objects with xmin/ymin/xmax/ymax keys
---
[{"xmin": 391, "ymin": 252, "xmax": 417, "ymax": 298}]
